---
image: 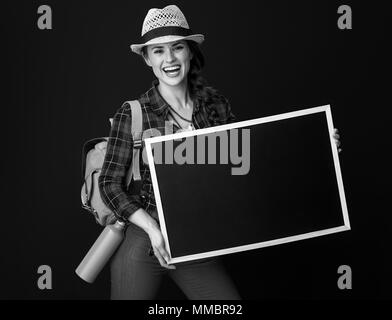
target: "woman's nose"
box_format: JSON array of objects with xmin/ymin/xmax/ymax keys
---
[{"xmin": 165, "ymin": 49, "xmax": 176, "ymax": 63}]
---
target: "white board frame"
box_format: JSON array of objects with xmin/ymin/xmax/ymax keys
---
[{"xmin": 144, "ymin": 104, "xmax": 350, "ymax": 264}]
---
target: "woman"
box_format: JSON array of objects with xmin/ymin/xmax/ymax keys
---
[{"xmin": 99, "ymin": 5, "xmax": 241, "ymax": 300}]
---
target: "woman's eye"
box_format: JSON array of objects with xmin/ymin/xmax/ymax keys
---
[
  {"xmin": 174, "ymin": 46, "xmax": 184, "ymax": 51},
  {"xmin": 153, "ymin": 49, "xmax": 163, "ymax": 54}
]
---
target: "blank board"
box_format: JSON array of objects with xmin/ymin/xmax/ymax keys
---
[{"xmin": 145, "ymin": 105, "xmax": 350, "ymax": 264}]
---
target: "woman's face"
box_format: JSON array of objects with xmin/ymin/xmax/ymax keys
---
[{"xmin": 144, "ymin": 40, "xmax": 193, "ymax": 88}]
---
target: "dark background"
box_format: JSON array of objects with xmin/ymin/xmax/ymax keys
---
[{"xmin": 1, "ymin": 0, "xmax": 390, "ymax": 299}]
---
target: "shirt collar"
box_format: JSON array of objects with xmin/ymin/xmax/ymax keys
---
[{"xmin": 146, "ymin": 79, "xmax": 201, "ymax": 117}]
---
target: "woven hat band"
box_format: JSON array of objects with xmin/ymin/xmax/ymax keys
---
[{"xmin": 141, "ymin": 26, "xmax": 193, "ymax": 43}]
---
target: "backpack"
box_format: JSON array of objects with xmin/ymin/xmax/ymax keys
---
[{"xmin": 81, "ymin": 100, "xmax": 143, "ymax": 226}]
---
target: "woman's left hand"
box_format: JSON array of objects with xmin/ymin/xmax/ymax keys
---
[{"xmin": 333, "ymin": 128, "xmax": 342, "ymax": 153}]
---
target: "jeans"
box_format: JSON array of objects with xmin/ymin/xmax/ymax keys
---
[{"xmin": 110, "ymin": 221, "xmax": 241, "ymax": 300}]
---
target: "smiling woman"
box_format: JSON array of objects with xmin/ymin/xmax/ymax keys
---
[
  {"xmin": 146, "ymin": 41, "xmax": 191, "ymax": 79},
  {"xmin": 97, "ymin": 5, "xmax": 240, "ymax": 300},
  {"xmin": 144, "ymin": 41, "xmax": 193, "ymax": 97}
]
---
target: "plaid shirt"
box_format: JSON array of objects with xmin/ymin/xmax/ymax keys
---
[{"xmin": 98, "ymin": 81, "xmax": 235, "ymax": 222}]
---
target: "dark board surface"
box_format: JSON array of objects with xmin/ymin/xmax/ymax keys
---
[{"xmin": 152, "ymin": 110, "xmax": 346, "ymax": 259}]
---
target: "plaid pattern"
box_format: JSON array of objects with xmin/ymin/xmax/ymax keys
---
[{"xmin": 98, "ymin": 81, "xmax": 235, "ymax": 222}]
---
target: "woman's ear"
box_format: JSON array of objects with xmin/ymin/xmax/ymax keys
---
[{"xmin": 142, "ymin": 52, "xmax": 152, "ymax": 67}]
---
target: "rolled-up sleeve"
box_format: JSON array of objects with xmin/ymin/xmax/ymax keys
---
[{"xmin": 98, "ymin": 103, "xmax": 143, "ymax": 221}]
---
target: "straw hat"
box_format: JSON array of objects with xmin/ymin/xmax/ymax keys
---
[{"xmin": 130, "ymin": 5, "xmax": 205, "ymax": 55}]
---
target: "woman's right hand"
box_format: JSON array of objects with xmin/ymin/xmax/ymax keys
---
[
  {"xmin": 128, "ymin": 208, "xmax": 176, "ymax": 269},
  {"xmin": 147, "ymin": 225, "xmax": 176, "ymax": 270}
]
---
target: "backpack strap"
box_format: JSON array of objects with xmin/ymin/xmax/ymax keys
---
[{"xmin": 125, "ymin": 100, "xmax": 143, "ymax": 187}]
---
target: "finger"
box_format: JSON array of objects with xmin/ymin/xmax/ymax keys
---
[
  {"xmin": 338, "ymin": 147, "xmax": 342, "ymax": 153},
  {"xmin": 334, "ymin": 128, "xmax": 339, "ymax": 134},
  {"xmin": 158, "ymin": 248, "xmax": 176, "ymax": 269},
  {"xmin": 162, "ymin": 261, "xmax": 176, "ymax": 270},
  {"xmin": 333, "ymin": 133, "xmax": 340, "ymax": 139},
  {"xmin": 154, "ymin": 249, "xmax": 176, "ymax": 270},
  {"xmin": 160, "ymin": 249, "xmax": 170, "ymax": 264},
  {"xmin": 164, "ymin": 258, "xmax": 176, "ymax": 269},
  {"xmin": 153, "ymin": 250, "xmax": 167, "ymax": 267},
  {"xmin": 154, "ymin": 242, "xmax": 170, "ymax": 262}
]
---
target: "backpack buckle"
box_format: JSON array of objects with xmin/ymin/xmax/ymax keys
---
[
  {"xmin": 81, "ymin": 204, "xmax": 100, "ymax": 221},
  {"xmin": 133, "ymin": 138, "xmax": 142, "ymax": 149},
  {"xmin": 81, "ymin": 203, "xmax": 93, "ymax": 213}
]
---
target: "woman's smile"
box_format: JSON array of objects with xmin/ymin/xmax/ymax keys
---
[{"xmin": 162, "ymin": 64, "xmax": 181, "ymax": 77}]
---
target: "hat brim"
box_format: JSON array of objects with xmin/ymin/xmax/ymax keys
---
[{"xmin": 130, "ymin": 34, "xmax": 205, "ymax": 55}]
